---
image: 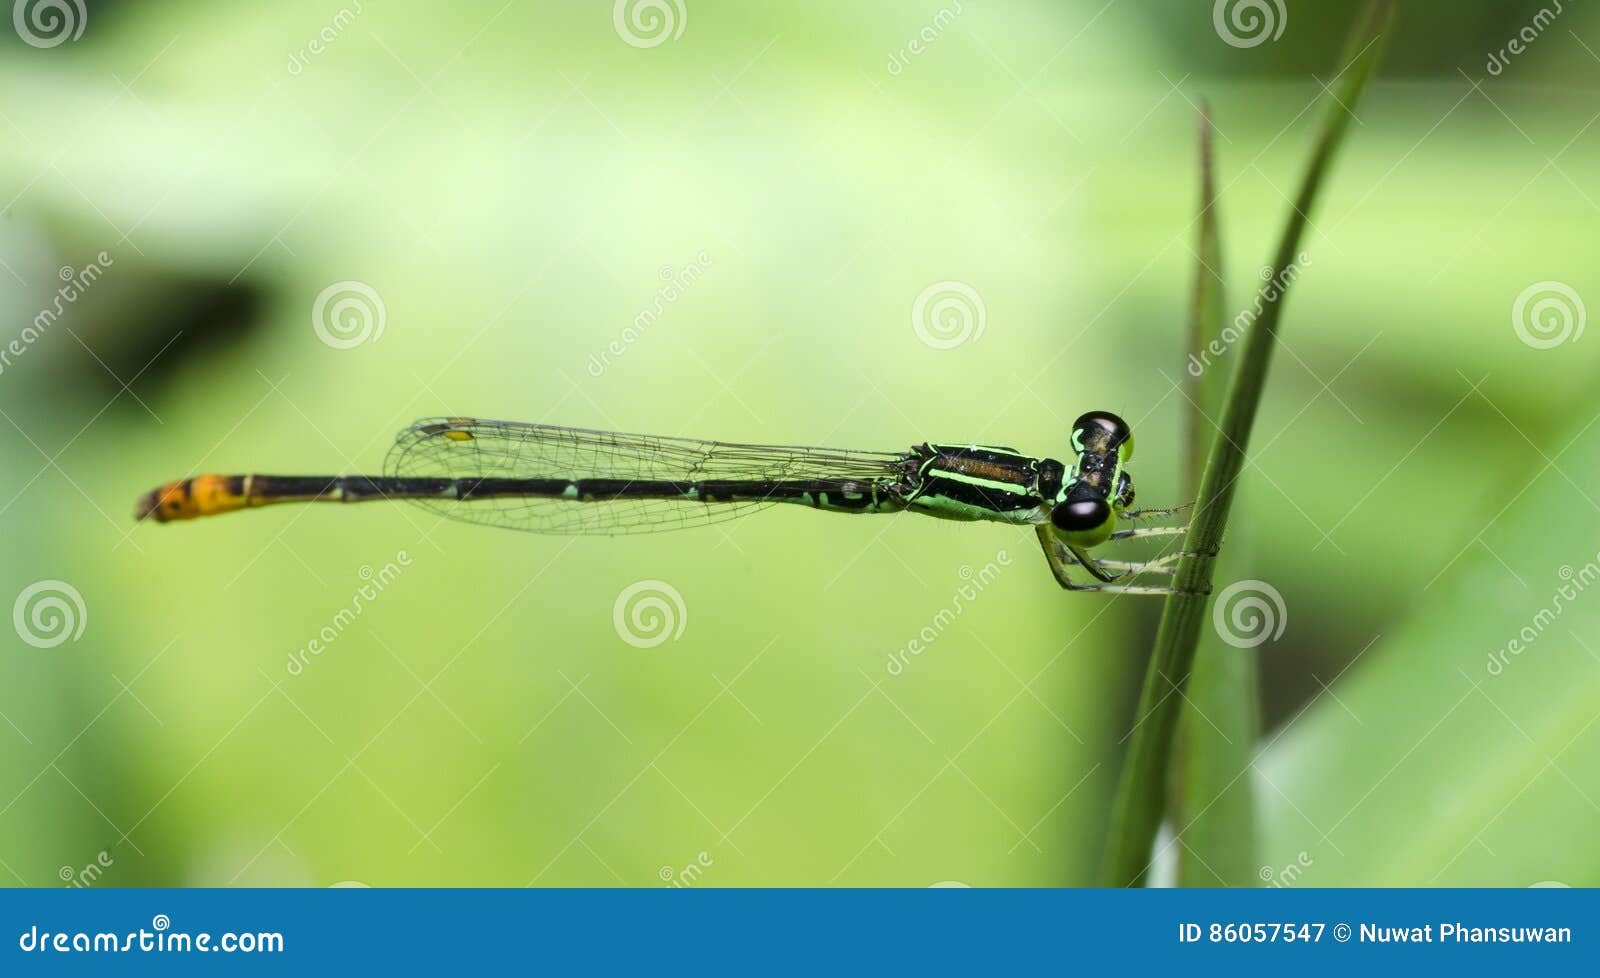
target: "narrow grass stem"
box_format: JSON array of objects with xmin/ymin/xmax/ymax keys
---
[{"xmin": 1100, "ymin": 0, "xmax": 1397, "ymax": 888}]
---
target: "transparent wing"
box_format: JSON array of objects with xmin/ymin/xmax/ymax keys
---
[{"xmin": 384, "ymin": 417, "xmax": 910, "ymax": 535}]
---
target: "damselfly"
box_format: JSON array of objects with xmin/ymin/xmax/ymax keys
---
[{"xmin": 135, "ymin": 411, "xmax": 1204, "ymax": 595}]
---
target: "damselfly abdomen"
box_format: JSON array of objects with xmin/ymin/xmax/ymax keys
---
[{"xmin": 135, "ymin": 411, "xmax": 1201, "ymax": 594}]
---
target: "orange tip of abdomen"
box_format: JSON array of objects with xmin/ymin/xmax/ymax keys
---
[{"xmin": 135, "ymin": 476, "xmax": 248, "ymax": 523}]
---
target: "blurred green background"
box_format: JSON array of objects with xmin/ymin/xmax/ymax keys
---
[{"xmin": 1, "ymin": 0, "xmax": 1597, "ymax": 887}]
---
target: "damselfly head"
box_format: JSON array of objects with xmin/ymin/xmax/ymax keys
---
[
  {"xmin": 1051, "ymin": 411, "xmax": 1136, "ymax": 547},
  {"xmin": 1070, "ymin": 410, "xmax": 1133, "ymax": 462}
]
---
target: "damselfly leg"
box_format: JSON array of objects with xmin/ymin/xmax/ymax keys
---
[
  {"xmin": 1033, "ymin": 525, "xmax": 1213, "ymax": 596},
  {"xmin": 1117, "ymin": 502, "xmax": 1193, "ymax": 522}
]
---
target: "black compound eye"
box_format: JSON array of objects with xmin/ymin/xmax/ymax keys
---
[
  {"xmin": 1051, "ymin": 498, "xmax": 1111, "ymax": 533},
  {"xmin": 1072, "ymin": 410, "xmax": 1130, "ymax": 443},
  {"xmin": 1072, "ymin": 410, "xmax": 1133, "ymax": 461}
]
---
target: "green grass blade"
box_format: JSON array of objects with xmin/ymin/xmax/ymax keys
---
[
  {"xmin": 1174, "ymin": 101, "xmax": 1262, "ymax": 887},
  {"xmin": 1177, "ymin": 636, "xmax": 1262, "ymax": 885},
  {"xmin": 1101, "ymin": 0, "xmax": 1397, "ymax": 888},
  {"xmin": 1183, "ymin": 101, "xmax": 1226, "ymax": 502}
]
